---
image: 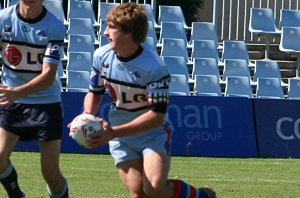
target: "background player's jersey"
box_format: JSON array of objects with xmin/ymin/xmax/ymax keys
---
[
  {"xmin": 0, "ymin": 4, "xmax": 66, "ymax": 104},
  {"xmin": 90, "ymin": 44, "xmax": 171, "ymax": 138}
]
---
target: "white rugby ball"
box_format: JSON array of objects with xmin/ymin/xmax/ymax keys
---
[{"xmin": 69, "ymin": 114, "xmax": 102, "ymax": 148}]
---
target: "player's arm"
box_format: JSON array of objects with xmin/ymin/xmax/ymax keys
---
[
  {"xmin": 83, "ymin": 91, "xmax": 103, "ymax": 115},
  {"xmin": 0, "ymin": 62, "xmax": 57, "ymax": 105}
]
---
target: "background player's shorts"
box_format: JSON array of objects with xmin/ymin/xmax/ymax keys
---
[
  {"xmin": 0, "ymin": 103, "xmax": 63, "ymax": 141},
  {"xmin": 109, "ymin": 125, "xmax": 172, "ymax": 166}
]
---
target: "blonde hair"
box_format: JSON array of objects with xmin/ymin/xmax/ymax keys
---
[{"xmin": 106, "ymin": 2, "xmax": 148, "ymax": 44}]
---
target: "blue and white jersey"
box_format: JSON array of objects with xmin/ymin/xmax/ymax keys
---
[
  {"xmin": 0, "ymin": 4, "xmax": 66, "ymax": 104},
  {"xmin": 90, "ymin": 44, "xmax": 171, "ymax": 138}
]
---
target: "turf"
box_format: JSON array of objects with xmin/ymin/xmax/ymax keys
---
[{"xmin": 0, "ymin": 152, "xmax": 299, "ymax": 197}]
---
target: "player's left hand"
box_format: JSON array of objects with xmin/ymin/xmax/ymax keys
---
[{"xmin": 0, "ymin": 85, "xmax": 18, "ymax": 106}]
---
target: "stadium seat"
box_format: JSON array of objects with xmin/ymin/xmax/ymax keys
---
[
  {"xmin": 141, "ymin": 4, "xmax": 160, "ymax": 29},
  {"xmin": 191, "ymin": 57, "xmax": 221, "ymax": 82},
  {"xmin": 159, "ymin": 22, "xmax": 190, "ymax": 48},
  {"xmin": 256, "ymin": 77, "xmax": 284, "ymax": 99},
  {"xmin": 146, "ymin": 21, "xmax": 159, "ymax": 48},
  {"xmin": 225, "ymin": 76, "xmax": 253, "ymax": 98},
  {"xmin": 222, "ymin": 59, "xmax": 252, "ymax": 83},
  {"xmin": 142, "ymin": 37, "xmax": 157, "ymax": 53},
  {"xmin": 193, "ymin": 74, "xmax": 222, "ymax": 96},
  {"xmin": 66, "ymin": 70, "xmax": 90, "ymax": 92},
  {"xmin": 160, "ymin": 38, "xmax": 191, "ymax": 65},
  {"xmin": 162, "ymin": 56, "xmax": 192, "ymax": 83},
  {"xmin": 169, "ymin": 74, "xmax": 191, "ymax": 96},
  {"xmin": 158, "ymin": 5, "xmax": 190, "ymax": 30},
  {"xmin": 279, "ymin": 9, "xmax": 300, "ymax": 30},
  {"xmin": 98, "ymin": 35, "xmax": 110, "ymax": 47},
  {"xmin": 98, "ymin": 19, "xmax": 108, "ymax": 36},
  {"xmin": 279, "ymin": 26, "xmax": 300, "ymax": 78},
  {"xmin": 68, "ymin": 18, "xmax": 99, "ymax": 45},
  {"xmin": 287, "ymin": 78, "xmax": 300, "ymax": 99},
  {"xmin": 97, "ymin": 2, "xmax": 120, "ymax": 21},
  {"xmin": 7, "ymin": 0, "xmax": 18, "ymax": 6},
  {"xmin": 253, "ymin": 59, "xmax": 287, "ymax": 86},
  {"xmin": 66, "ymin": 52, "xmax": 93, "ymax": 72},
  {"xmin": 67, "ymin": 34, "xmax": 95, "ymax": 55},
  {"xmin": 67, "ymin": 0, "xmax": 100, "ymax": 28},
  {"xmin": 249, "ymin": 8, "xmax": 281, "ymax": 59},
  {"xmin": 43, "ymin": 0, "xmax": 68, "ymax": 26},
  {"xmin": 191, "ymin": 40, "xmax": 222, "ymax": 66},
  {"xmin": 221, "ymin": 40, "xmax": 255, "ymax": 67},
  {"xmin": 190, "ymin": 22, "xmax": 220, "ymax": 48}
]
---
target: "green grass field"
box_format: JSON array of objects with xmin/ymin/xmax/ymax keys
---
[{"xmin": 0, "ymin": 152, "xmax": 299, "ymax": 198}]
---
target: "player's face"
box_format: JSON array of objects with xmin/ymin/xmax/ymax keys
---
[{"xmin": 104, "ymin": 21, "xmax": 131, "ymax": 53}]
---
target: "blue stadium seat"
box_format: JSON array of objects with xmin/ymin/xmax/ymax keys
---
[
  {"xmin": 222, "ymin": 40, "xmax": 255, "ymax": 67},
  {"xmin": 43, "ymin": 0, "xmax": 68, "ymax": 26},
  {"xmin": 146, "ymin": 21, "xmax": 158, "ymax": 47},
  {"xmin": 193, "ymin": 74, "xmax": 222, "ymax": 96},
  {"xmin": 66, "ymin": 70, "xmax": 90, "ymax": 92},
  {"xmin": 191, "ymin": 57, "xmax": 221, "ymax": 82},
  {"xmin": 97, "ymin": 2, "xmax": 120, "ymax": 22},
  {"xmin": 98, "ymin": 19, "xmax": 108, "ymax": 36},
  {"xmin": 222, "ymin": 59, "xmax": 252, "ymax": 83},
  {"xmin": 190, "ymin": 22, "xmax": 220, "ymax": 48},
  {"xmin": 66, "ymin": 52, "xmax": 92, "ymax": 72},
  {"xmin": 256, "ymin": 77, "xmax": 284, "ymax": 99},
  {"xmin": 169, "ymin": 74, "xmax": 191, "ymax": 96},
  {"xmin": 67, "ymin": 34, "xmax": 95, "ymax": 55},
  {"xmin": 253, "ymin": 60, "xmax": 287, "ymax": 86},
  {"xmin": 287, "ymin": 78, "xmax": 300, "ymax": 99},
  {"xmin": 162, "ymin": 56, "xmax": 192, "ymax": 83},
  {"xmin": 279, "ymin": 9, "xmax": 300, "ymax": 30},
  {"xmin": 98, "ymin": 35, "xmax": 110, "ymax": 47},
  {"xmin": 68, "ymin": 18, "xmax": 99, "ymax": 45},
  {"xmin": 141, "ymin": 4, "xmax": 160, "ymax": 29},
  {"xmin": 142, "ymin": 37, "xmax": 157, "ymax": 53},
  {"xmin": 225, "ymin": 76, "xmax": 253, "ymax": 98},
  {"xmin": 158, "ymin": 5, "xmax": 190, "ymax": 30},
  {"xmin": 249, "ymin": 8, "xmax": 281, "ymax": 59},
  {"xmin": 159, "ymin": 22, "xmax": 190, "ymax": 48},
  {"xmin": 160, "ymin": 38, "xmax": 191, "ymax": 65},
  {"xmin": 67, "ymin": 0, "xmax": 100, "ymax": 28},
  {"xmin": 191, "ymin": 40, "xmax": 222, "ymax": 66}
]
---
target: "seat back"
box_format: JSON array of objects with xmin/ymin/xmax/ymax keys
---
[
  {"xmin": 279, "ymin": 26, "xmax": 300, "ymax": 52},
  {"xmin": 287, "ymin": 78, "xmax": 300, "ymax": 99},
  {"xmin": 147, "ymin": 21, "xmax": 158, "ymax": 46},
  {"xmin": 279, "ymin": 9, "xmax": 300, "ymax": 30},
  {"xmin": 142, "ymin": 37, "xmax": 157, "ymax": 52},
  {"xmin": 66, "ymin": 52, "xmax": 93, "ymax": 72},
  {"xmin": 67, "ymin": 1, "xmax": 98, "ymax": 27},
  {"xmin": 249, "ymin": 8, "xmax": 278, "ymax": 33},
  {"xmin": 256, "ymin": 77, "xmax": 284, "ymax": 99},
  {"xmin": 169, "ymin": 74, "xmax": 191, "ymax": 96},
  {"xmin": 158, "ymin": 5, "xmax": 189, "ymax": 29},
  {"xmin": 193, "ymin": 75, "xmax": 222, "ymax": 96},
  {"xmin": 160, "ymin": 38, "xmax": 190, "ymax": 64},
  {"xmin": 159, "ymin": 22, "xmax": 188, "ymax": 45},
  {"xmin": 141, "ymin": 4, "xmax": 159, "ymax": 28},
  {"xmin": 222, "ymin": 40, "xmax": 251, "ymax": 65},
  {"xmin": 191, "ymin": 40, "xmax": 220, "ymax": 64},
  {"xmin": 222, "ymin": 59, "xmax": 251, "ymax": 81},
  {"xmin": 67, "ymin": 34, "xmax": 95, "ymax": 54},
  {"xmin": 225, "ymin": 76, "xmax": 253, "ymax": 98},
  {"xmin": 190, "ymin": 22, "xmax": 219, "ymax": 47},
  {"xmin": 43, "ymin": 0, "xmax": 67, "ymax": 25},
  {"xmin": 253, "ymin": 60, "xmax": 282, "ymax": 83},
  {"xmin": 66, "ymin": 70, "xmax": 90, "ymax": 92},
  {"xmin": 68, "ymin": 18, "xmax": 97, "ymax": 43},
  {"xmin": 98, "ymin": 2, "xmax": 120, "ymax": 21},
  {"xmin": 162, "ymin": 56, "xmax": 190, "ymax": 81},
  {"xmin": 191, "ymin": 57, "xmax": 220, "ymax": 80}
]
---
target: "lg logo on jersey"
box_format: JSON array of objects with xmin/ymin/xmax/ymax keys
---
[
  {"xmin": 4, "ymin": 46, "xmax": 44, "ymax": 66},
  {"xmin": 276, "ymin": 117, "xmax": 300, "ymax": 140}
]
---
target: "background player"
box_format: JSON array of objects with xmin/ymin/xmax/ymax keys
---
[{"xmin": 0, "ymin": 1, "xmax": 68, "ymax": 197}]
